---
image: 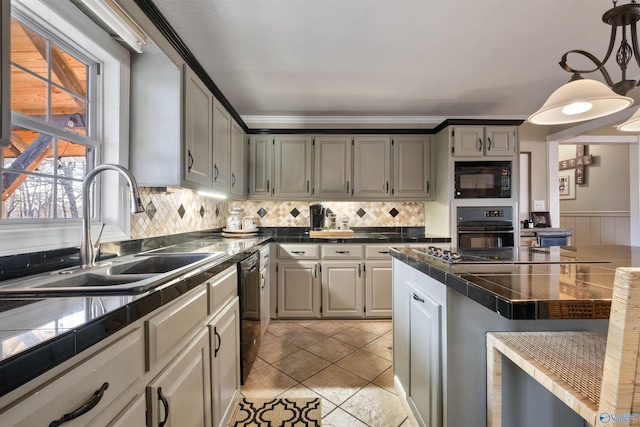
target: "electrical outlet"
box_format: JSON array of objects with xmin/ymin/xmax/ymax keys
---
[{"xmin": 533, "ymin": 200, "xmax": 545, "ymax": 211}]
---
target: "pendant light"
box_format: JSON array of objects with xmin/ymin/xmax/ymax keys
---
[{"xmin": 529, "ymin": 1, "xmax": 640, "ymax": 126}]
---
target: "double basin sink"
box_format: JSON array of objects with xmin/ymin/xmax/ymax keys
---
[{"xmin": 0, "ymin": 251, "xmax": 227, "ymax": 298}]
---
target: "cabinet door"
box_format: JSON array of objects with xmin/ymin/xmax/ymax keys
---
[
  {"xmin": 260, "ymin": 266, "xmax": 270, "ymax": 338},
  {"xmin": 321, "ymin": 261, "xmax": 363, "ymax": 317},
  {"xmin": 364, "ymin": 260, "xmax": 392, "ymax": 317},
  {"xmin": 249, "ymin": 135, "xmax": 272, "ymax": 198},
  {"xmin": 184, "ymin": 66, "xmax": 213, "ymax": 186},
  {"xmin": 408, "ymin": 283, "xmax": 442, "ymax": 427},
  {"xmin": 230, "ymin": 120, "xmax": 246, "ymax": 197},
  {"xmin": 484, "ymin": 126, "xmax": 515, "ymax": 157},
  {"xmin": 393, "ymin": 136, "xmax": 433, "ymax": 199},
  {"xmin": 452, "ymin": 126, "xmax": 483, "ymax": 157},
  {"xmin": 212, "ymin": 99, "xmax": 232, "ymax": 192},
  {"xmin": 273, "ymin": 135, "xmax": 312, "ymax": 198},
  {"xmin": 392, "ymin": 259, "xmax": 410, "ymax": 391},
  {"xmin": 353, "ymin": 136, "xmax": 391, "ymax": 198},
  {"xmin": 146, "ymin": 329, "xmax": 212, "ymax": 427},
  {"xmin": 277, "ymin": 261, "xmax": 320, "ymax": 318},
  {"xmin": 314, "ymin": 135, "xmax": 352, "ymax": 198},
  {"xmin": 210, "ymin": 298, "xmax": 241, "ymax": 427}
]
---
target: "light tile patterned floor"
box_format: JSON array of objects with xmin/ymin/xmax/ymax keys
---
[{"xmin": 240, "ymin": 319, "xmax": 412, "ymax": 427}]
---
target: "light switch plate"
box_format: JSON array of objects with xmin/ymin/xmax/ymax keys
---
[{"xmin": 533, "ymin": 200, "xmax": 545, "ymax": 211}]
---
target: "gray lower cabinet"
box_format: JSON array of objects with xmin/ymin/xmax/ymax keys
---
[
  {"xmin": 321, "ymin": 261, "xmax": 363, "ymax": 317},
  {"xmin": 146, "ymin": 329, "xmax": 212, "ymax": 427},
  {"xmin": 364, "ymin": 260, "xmax": 392, "ymax": 317},
  {"xmin": 393, "ymin": 258, "xmax": 444, "ymax": 427},
  {"xmin": 407, "ymin": 282, "xmax": 442, "ymax": 427},
  {"xmin": 277, "ymin": 260, "xmax": 320, "ymax": 318}
]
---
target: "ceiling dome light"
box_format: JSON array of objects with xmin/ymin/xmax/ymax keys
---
[
  {"xmin": 528, "ymin": 78, "xmax": 633, "ymax": 125},
  {"xmin": 617, "ymin": 107, "xmax": 640, "ymax": 131}
]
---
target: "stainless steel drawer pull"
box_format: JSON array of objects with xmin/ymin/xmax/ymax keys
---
[
  {"xmin": 378, "ymin": 250, "xmax": 389, "ymax": 254},
  {"xmin": 291, "ymin": 250, "xmax": 306, "ymax": 255},
  {"xmin": 413, "ymin": 293, "xmax": 425, "ymax": 303},
  {"xmin": 335, "ymin": 250, "xmax": 350, "ymax": 254},
  {"xmin": 49, "ymin": 382, "xmax": 109, "ymax": 427}
]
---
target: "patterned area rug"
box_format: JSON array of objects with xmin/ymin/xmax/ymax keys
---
[{"xmin": 232, "ymin": 397, "xmax": 321, "ymax": 426}]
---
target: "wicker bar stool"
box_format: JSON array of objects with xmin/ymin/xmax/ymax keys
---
[{"xmin": 486, "ymin": 267, "xmax": 640, "ymax": 427}]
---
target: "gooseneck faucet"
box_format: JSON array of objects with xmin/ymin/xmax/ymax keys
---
[{"xmin": 80, "ymin": 164, "xmax": 145, "ymax": 267}]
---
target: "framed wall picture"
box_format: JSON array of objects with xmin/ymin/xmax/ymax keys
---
[
  {"xmin": 559, "ymin": 170, "xmax": 575, "ymax": 200},
  {"xmin": 531, "ymin": 211, "xmax": 551, "ymax": 228}
]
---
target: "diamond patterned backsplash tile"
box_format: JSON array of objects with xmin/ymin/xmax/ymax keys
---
[
  {"xmin": 232, "ymin": 201, "xmax": 424, "ymax": 228},
  {"xmin": 130, "ymin": 187, "xmax": 228, "ymax": 239},
  {"xmin": 130, "ymin": 188, "xmax": 425, "ymax": 240}
]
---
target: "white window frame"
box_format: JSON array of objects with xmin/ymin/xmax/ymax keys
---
[{"xmin": 0, "ymin": 0, "xmax": 132, "ymax": 256}]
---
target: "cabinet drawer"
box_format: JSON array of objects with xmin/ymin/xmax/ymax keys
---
[
  {"xmin": 365, "ymin": 244, "xmax": 395, "ymax": 259},
  {"xmin": 278, "ymin": 244, "xmax": 319, "ymax": 259},
  {"xmin": 321, "ymin": 244, "xmax": 363, "ymax": 260},
  {"xmin": 0, "ymin": 328, "xmax": 144, "ymax": 427},
  {"xmin": 146, "ymin": 287, "xmax": 208, "ymax": 371},
  {"xmin": 209, "ymin": 265, "xmax": 238, "ymax": 316}
]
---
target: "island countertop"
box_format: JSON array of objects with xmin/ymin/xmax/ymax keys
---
[{"xmin": 389, "ymin": 245, "xmax": 640, "ymax": 320}]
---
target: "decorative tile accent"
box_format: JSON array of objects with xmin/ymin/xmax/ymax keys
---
[
  {"xmin": 129, "ymin": 188, "xmax": 229, "ymax": 239},
  {"xmin": 145, "ymin": 201, "xmax": 157, "ymax": 220},
  {"xmin": 389, "ymin": 208, "xmax": 399, "ymax": 218},
  {"xmin": 290, "ymin": 208, "xmax": 300, "ymax": 218},
  {"xmin": 130, "ymin": 189, "xmax": 425, "ymax": 240}
]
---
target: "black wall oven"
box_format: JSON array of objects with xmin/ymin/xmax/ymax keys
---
[
  {"xmin": 457, "ymin": 206, "xmax": 514, "ymax": 248},
  {"xmin": 454, "ymin": 161, "xmax": 511, "ymax": 199}
]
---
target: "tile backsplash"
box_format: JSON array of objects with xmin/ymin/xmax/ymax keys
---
[{"xmin": 130, "ymin": 187, "xmax": 425, "ymax": 239}]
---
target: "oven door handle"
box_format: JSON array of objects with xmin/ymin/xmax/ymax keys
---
[{"xmin": 457, "ymin": 229, "xmax": 514, "ymax": 234}]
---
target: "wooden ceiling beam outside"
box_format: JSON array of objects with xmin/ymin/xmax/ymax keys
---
[{"xmin": 18, "ymin": 22, "xmax": 86, "ymax": 110}]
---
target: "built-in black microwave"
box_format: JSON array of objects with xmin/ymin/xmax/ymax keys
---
[{"xmin": 454, "ymin": 161, "xmax": 511, "ymax": 198}]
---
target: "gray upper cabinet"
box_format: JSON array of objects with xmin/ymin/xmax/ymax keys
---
[
  {"xmin": 0, "ymin": 0, "xmax": 9, "ymax": 147},
  {"xmin": 452, "ymin": 126, "xmax": 516, "ymax": 157},
  {"xmin": 314, "ymin": 136, "xmax": 352, "ymax": 199},
  {"xmin": 393, "ymin": 135, "xmax": 433, "ymax": 199},
  {"xmin": 353, "ymin": 136, "xmax": 391, "ymax": 199},
  {"xmin": 212, "ymin": 99, "xmax": 231, "ymax": 192},
  {"xmin": 230, "ymin": 120, "xmax": 246, "ymax": 197},
  {"xmin": 183, "ymin": 66, "xmax": 214, "ymax": 186},
  {"xmin": 273, "ymin": 136, "xmax": 312, "ymax": 199},
  {"xmin": 129, "ymin": 43, "xmax": 184, "ymax": 187},
  {"xmin": 248, "ymin": 135, "xmax": 273, "ymax": 198}
]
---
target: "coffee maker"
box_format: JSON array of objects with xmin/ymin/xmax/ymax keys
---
[{"xmin": 309, "ymin": 203, "xmax": 325, "ymax": 230}]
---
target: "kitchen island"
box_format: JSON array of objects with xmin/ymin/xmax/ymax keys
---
[{"xmin": 390, "ymin": 245, "xmax": 636, "ymax": 427}]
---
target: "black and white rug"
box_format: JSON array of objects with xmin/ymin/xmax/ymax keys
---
[{"xmin": 232, "ymin": 397, "xmax": 321, "ymax": 426}]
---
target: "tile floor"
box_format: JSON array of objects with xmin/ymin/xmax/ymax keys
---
[{"xmin": 239, "ymin": 319, "xmax": 412, "ymax": 427}]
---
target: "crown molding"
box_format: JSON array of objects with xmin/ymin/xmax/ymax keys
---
[{"xmin": 242, "ymin": 115, "xmax": 528, "ymax": 125}]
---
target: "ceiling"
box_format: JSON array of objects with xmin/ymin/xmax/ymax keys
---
[{"xmin": 148, "ymin": 0, "xmax": 637, "ymax": 127}]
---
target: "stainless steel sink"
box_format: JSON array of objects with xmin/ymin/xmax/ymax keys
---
[{"xmin": 0, "ymin": 252, "xmax": 226, "ymax": 298}]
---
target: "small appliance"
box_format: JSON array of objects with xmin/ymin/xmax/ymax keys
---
[
  {"xmin": 454, "ymin": 161, "xmax": 511, "ymax": 199},
  {"xmin": 309, "ymin": 203, "xmax": 326, "ymax": 230}
]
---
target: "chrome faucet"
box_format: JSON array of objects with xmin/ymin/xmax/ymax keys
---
[{"xmin": 80, "ymin": 164, "xmax": 145, "ymax": 267}]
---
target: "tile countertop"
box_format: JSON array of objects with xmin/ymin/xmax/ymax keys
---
[
  {"xmin": 390, "ymin": 245, "xmax": 640, "ymax": 321},
  {"xmin": 0, "ymin": 227, "xmax": 447, "ymax": 398}
]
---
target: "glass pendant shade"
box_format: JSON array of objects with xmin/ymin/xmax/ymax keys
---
[
  {"xmin": 528, "ymin": 78, "xmax": 634, "ymax": 125},
  {"xmin": 617, "ymin": 107, "xmax": 640, "ymax": 131}
]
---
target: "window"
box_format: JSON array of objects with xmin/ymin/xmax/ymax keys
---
[
  {"xmin": 0, "ymin": 0, "xmax": 133, "ymax": 255},
  {"xmin": 3, "ymin": 15, "xmax": 98, "ymax": 219}
]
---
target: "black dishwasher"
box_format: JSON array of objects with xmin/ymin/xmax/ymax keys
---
[{"xmin": 238, "ymin": 252, "xmax": 260, "ymax": 384}]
